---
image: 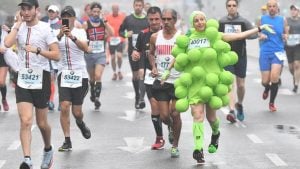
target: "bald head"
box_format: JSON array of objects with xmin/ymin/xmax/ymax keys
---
[
  {"xmin": 267, "ymin": 0, "xmax": 279, "ymax": 16},
  {"xmin": 112, "ymin": 4, "xmax": 119, "ymax": 16}
]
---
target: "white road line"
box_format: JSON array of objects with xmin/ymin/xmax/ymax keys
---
[
  {"xmin": 0, "ymin": 160, "xmax": 6, "ymax": 169},
  {"xmin": 266, "ymin": 153, "xmax": 287, "ymax": 166},
  {"xmin": 7, "ymin": 140, "xmax": 21, "ymax": 150},
  {"xmin": 247, "ymin": 134, "xmax": 263, "ymax": 143}
]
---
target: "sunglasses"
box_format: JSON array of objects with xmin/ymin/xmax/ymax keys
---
[
  {"xmin": 227, "ymin": 4, "xmax": 237, "ymax": 7},
  {"xmin": 162, "ymin": 17, "xmax": 173, "ymax": 21}
]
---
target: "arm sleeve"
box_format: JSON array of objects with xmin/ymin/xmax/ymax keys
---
[{"xmin": 135, "ymin": 31, "xmax": 143, "ymax": 51}]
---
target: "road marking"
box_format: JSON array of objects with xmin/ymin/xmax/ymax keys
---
[
  {"xmin": 247, "ymin": 134, "xmax": 263, "ymax": 143},
  {"xmin": 7, "ymin": 140, "xmax": 21, "ymax": 150},
  {"xmin": 0, "ymin": 160, "xmax": 6, "ymax": 169},
  {"xmin": 266, "ymin": 153, "xmax": 287, "ymax": 166},
  {"xmin": 117, "ymin": 137, "xmax": 149, "ymax": 153}
]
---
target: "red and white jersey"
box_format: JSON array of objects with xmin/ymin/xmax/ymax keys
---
[{"xmin": 155, "ymin": 30, "xmax": 181, "ymax": 84}]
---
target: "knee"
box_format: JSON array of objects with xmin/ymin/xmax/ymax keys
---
[
  {"xmin": 36, "ymin": 119, "xmax": 47, "ymax": 130},
  {"xmin": 236, "ymin": 83, "xmax": 245, "ymax": 91},
  {"xmin": 20, "ymin": 117, "xmax": 33, "ymax": 129}
]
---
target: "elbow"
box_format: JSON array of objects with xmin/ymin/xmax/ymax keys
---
[{"xmin": 4, "ymin": 41, "xmax": 12, "ymax": 48}]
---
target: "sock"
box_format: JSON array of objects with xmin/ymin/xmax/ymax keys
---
[
  {"xmin": 49, "ymin": 82, "xmax": 55, "ymax": 101},
  {"xmin": 139, "ymin": 80, "xmax": 145, "ymax": 102},
  {"xmin": 193, "ymin": 122, "xmax": 204, "ymax": 150},
  {"xmin": 209, "ymin": 118, "xmax": 220, "ymax": 135},
  {"xmin": 263, "ymin": 83, "xmax": 270, "ymax": 93},
  {"xmin": 0, "ymin": 86, "xmax": 7, "ymax": 100},
  {"xmin": 89, "ymin": 81, "xmax": 95, "ymax": 98},
  {"xmin": 44, "ymin": 145, "xmax": 52, "ymax": 152},
  {"xmin": 94, "ymin": 82, "xmax": 102, "ymax": 98},
  {"xmin": 270, "ymin": 82, "xmax": 279, "ymax": 103},
  {"xmin": 151, "ymin": 115, "xmax": 163, "ymax": 137},
  {"xmin": 65, "ymin": 137, "xmax": 71, "ymax": 143},
  {"xmin": 132, "ymin": 80, "xmax": 140, "ymax": 101},
  {"xmin": 24, "ymin": 156, "xmax": 31, "ymax": 159}
]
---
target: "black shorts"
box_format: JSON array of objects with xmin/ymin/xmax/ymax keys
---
[
  {"xmin": 225, "ymin": 56, "xmax": 247, "ymax": 78},
  {"xmin": 109, "ymin": 42, "xmax": 124, "ymax": 54},
  {"xmin": 57, "ymin": 74, "xmax": 89, "ymax": 105},
  {"xmin": 0, "ymin": 55, "xmax": 8, "ymax": 67},
  {"xmin": 145, "ymin": 84, "xmax": 154, "ymax": 99},
  {"xmin": 285, "ymin": 45, "xmax": 300, "ymax": 63},
  {"xmin": 15, "ymin": 71, "xmax": 51, "ymax": 109},
  {"xmin": 152, "ymin": 80, "xmax": 176, "ymax": 102}
]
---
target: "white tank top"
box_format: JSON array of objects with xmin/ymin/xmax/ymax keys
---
[{"xmin": 155, "ymin": 30, "xmax": 181, "ymax": 84}]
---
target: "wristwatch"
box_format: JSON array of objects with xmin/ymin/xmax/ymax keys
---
[
  {"xmin": 71, "ymin": 36, "xmax": 77, "ymax": 42},
  {"xmin": 36, "ymin": 47, "xmax": 41, "ymax": 55}
]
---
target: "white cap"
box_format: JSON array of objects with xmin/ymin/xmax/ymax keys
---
[{"xmin": 48, "ymin": 5, "xmax": 59, "ymax": 13}]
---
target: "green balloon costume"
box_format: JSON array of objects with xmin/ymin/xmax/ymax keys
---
[{"xmin": 172, "ymin": 11, "xmax": 238, "ymax": 155}]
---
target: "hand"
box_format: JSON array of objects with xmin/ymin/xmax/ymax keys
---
[
  {"xmin": 2, "ymin": 25, "xmax": 10, "ymax": 32},
  {"xmin": 259, "ymin": 33, "xmax": 268, "ymax": 41},
  {"xmin": 151, "ymin": 67, "xmax": 158, "ymax": 78},
  {"xmin": 0, "ymin": 47, "xmax": 7, "ymax": 54},
  {"xmin": 131, "ymin": 50, "xmax": 140, "ymax": 61},
  {"xmin": 127, "ymin": 31, "xmax": 133, "ymax": 38},
  {"xmin": 23, "ymin": 45, "xmax": 37, "ymax": 53},
  {"xmin": 260, "ymin": 24, "xmax": 275, "ymax": 34}
]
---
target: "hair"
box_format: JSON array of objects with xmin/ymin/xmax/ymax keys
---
[
  {"xmin": 147, "ymin": 6, "xmax": 161, "ymax": 17},
  {"xmin": 226, "ymin": 0, "xmax": 239, "ymax": 6},
  {"xmin": 134, "ymin": 0, "xmax": 144, "ymax": 4},
  {"xmin": 90, "ymin": 2, "xmax": 102, "ymax": 10},
  {"xmin": 162, "ymin": 8, "xmax": 177, "ymax": 22}
]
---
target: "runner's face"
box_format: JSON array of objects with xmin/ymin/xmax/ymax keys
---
[
  {"xmin": 133, "ymin": 2, "xmax": 144, "ymax": 15},
  {"xmin": 48, "ymin": 10, "xmax": 58, "ymax": 20},
  {"xmin": 20, "ymin": 5, "xmax": 37, "ymax": 22},
  {"xmin": 290, "ymin": 8, "xmax": 299, "ymax": 17},
  {"xmin": 148, "ymin": 12, "xmax": 161, "ymax": 32},
  {"xmin": 267, "ymin": 1, "xmax": 279, "ymax": 16},
  {"xmin": 226, "ymin": 0, "xmax": 238, "ymax": 16},
  {"xmin": 91, "ymin": 7, "xmax": 101, "ymax": 18},
  {"xmin": 162, "ymin": 11, "xmax": 176, "ymax": 31},
  {"xmin": 193, "ymin": 14, "xmax": 206, "ymax": 32}
]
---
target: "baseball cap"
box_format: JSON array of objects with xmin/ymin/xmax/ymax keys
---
[
  {"xmin": 18, "ymin": 0, "xmax": 39, "ymax": 7},
  {"xmin": 61, "ymin": 6, "xmax": 76, "ymax": 17},
  {"xmin": 290, "ymin": 4, "xmax": 299, "ymax": 10},
  {"xmin": 48, "ymin": 5, "xmax": 59, "ymax": 13}
]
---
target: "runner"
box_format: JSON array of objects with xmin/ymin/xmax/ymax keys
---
[
  {"xmin": 219, "ymin": 0, "xmax": 257, "ymax": 122},
  {"xmin": 131, "ymin": 6, "xmax": 164, "ymax": 149},
  {"xmin": 83, "ymin": 2, "xmax": 114, "ymax": 111},
  {"xmin": 56, "ymin": 5, "xmax": 91, "ymax": 152},
  {"xmin": 4, "ymin": 0, "xmax": 60, "ymax": 168},
  {"xmin": 106, "ymin": 4, "xmax": 126, "ymax": 81},
  {"xmin": 285, "ymin": 4, "xmax": 300, "ymax": 93},
  {"xmin": 149, "ymin": 8, "xmax": 182, "ymax": 157},
  {"xmin": 119, "ymin": 0, "xmax": 149, "ymax": 109},
  {"xmin": 257, "ymin": 0, "xmax": 288, "ymax": 112}
]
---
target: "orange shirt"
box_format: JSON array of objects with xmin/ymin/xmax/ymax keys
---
[{"xmin": 106, "ymin": 12, "xmax": 126, "ymax": 42}]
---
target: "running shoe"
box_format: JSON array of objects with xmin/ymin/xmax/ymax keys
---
[
  {"xmin": 193, "ymin": 149, "xmax": 205, "ymax": 164},
  {"xmin": 292, "ymin": 85, "xmax": 298, "ymax": 93},
  {"xmin": 269, "ymin": 103, "xmax": 277, "ymax": 112},
  {"xmin": 112, "ymin": 73, "xmax": 117, "ymax": 81},
  {"xmin": 2, "ymin": 99, "xmax": 9, "ymax": 111},
  {"xmin": 151, "ymin": 137, "xmax": 165, "ymax": 150},
  {"xmin": 58, "ymin": 141, "xmax": 72, "ymax": 152},
  {"xmin": 262, "ymin": 89, "xmax": 269, "ymax": 100},
  {"xmin": 170, "ymin": 147, "xmax": 180, "ymax": 158},
  {"xmin": 139, "ymin": 100, "xmax": 145, "ymax": 109},
  {"xmin": 235, "ymin": 103, "xmax": 245, "ymax": 121},
  {"xmin": 48, "ymin": 101, "xmax": 54, "ymax": 111},
  {"xmin": 135, "ymin": 99, "xmax": 140, "ymax": 109},
  {"xmin": 118, "ymin": 72, "xmax": 123, "ymax": 80},
  {"xmin": 76, "ymin": 120, "xmax": 91, "ymax": 139},
  {"xmin": 208, "ymin": 131, "xmax": 220, "ymax": 153},
  {"xmin": 19, "ymin": 158, "xmax": 33, "ymax": 169},
  {"xmin": 94, "ymin": 99, "xmax": 101, "ymax": 110},
  {"xmin": 41, "ymin": 148, "xmax": 53, "ymax": 169},
  {"xmin": 167, "ymin": 125, "xmax": 174, "ymax": 145},
  {"xmin": 226, "ymin": 110, "xmax": 236, "ymax": 123}
]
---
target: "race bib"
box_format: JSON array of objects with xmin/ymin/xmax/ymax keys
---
[
  {"xmin": 60, "ymin": 70, "xmax": 82, "ymax": 88},
  {"xmin": 89, "ymin": 40, "xmax": 104, "ymax": 53},
  {"xmin": 286, "ymin": 34, "xmax": 300, "ymax": 46},
  {"xmin": 275, "ymin": 51, "xmax": 286, "ymax": 61},
  {"xmin": 224, "ymin": 24, "xmax": 242, "ymax": 33},
  {"xmin": 17, "ymin": 68, "xmax": 43, "ymax": 89},
  {"xmin": 110, "ymin": 37, "xmax": 121, "ymax": 46},
  {"xmin": 188, "ymin": 38, "xmax": 210, "ymax": 49},
  {"xmin": 132, "ymin": 34, "xmax": 138, "ymax": 47},
  {"xmin": 144, "ymin": 69, "xmax": 155, "ymax": 85}
]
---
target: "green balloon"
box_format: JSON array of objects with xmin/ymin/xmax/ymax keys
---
[
  {"xmin": 224, "ymin": 42, "xmax": 231, "ymax": 53},
  {"xmin": 206, "ymin": 19, "xmax": 219, "ymax": 29},
  {"xmin": 176, "ymin": 53, "xmax": 189, "ymax": 66},
  {"xmin": 221, "ymin": 95, "xmax": 230, "ymax": 106},
  {"xmin": 171, "ymin": 45, "xmax": 185, "ymax": 58},
  {"xmin": 228, "ymin": 51, "xmax": 238, "ymax": 65},
  {"xmin": 209, "ymin": 96, "xmax": 223, "ymax": 109},
  {"xmin": 187, "ymin": 48, "xmax": 201, "ymax": 62},
  {"xmin": 174, "ymin": 78, "xmax": 182, "ymax": 88},
  {"xmin": 191, "ymin": 66, "xmax": 205, "ymax": 80},
  {"xmin": 175, "ymin": 98, "xmax": 189, "ymax": 112},
  {"xmin": 180, "ymin": 73, "xmax": 193, "ymax": 86},
  {"xmin": 199, "ymin": 86, "xmax": 213, "ymax": 102},
  {"xmin": 213, "ymin": 40, "xmax": 227, "ymax": 53},
  {"xmin": 176, "ymin": 35, "xmax": 190, "ymax": 49},
  {"xmin": 174, "ymin": 62, "xmax": 184, "ymax": 72},
  {"xmin": 214, "ymin": 84, "xmax": 229, "ymax": 96},
  {"xmin": 175, "ymin": 85, "xmax": 188, "ymax": 99},
  {"xmin": 218, "ymin": 53, "xmax": 231, "ymax": 68},
  {"xmin": 205, "ymin": 73, "xmax": 219, "ymax": 87},
  {"xmin": 203, "ymin": 48, "xmax": 217, "ymax": 61},
  {"xmin": 205, "ymin": 27, "xmax": 218, "ymax": 41},
  {"xmin": 219, "ymin": 71, "xmax": 234, "ymax": 85}
]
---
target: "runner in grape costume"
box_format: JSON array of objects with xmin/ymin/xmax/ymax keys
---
[{"xmin": 169, "ymin": 11, "xmax": 275, "ymax": 163}]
